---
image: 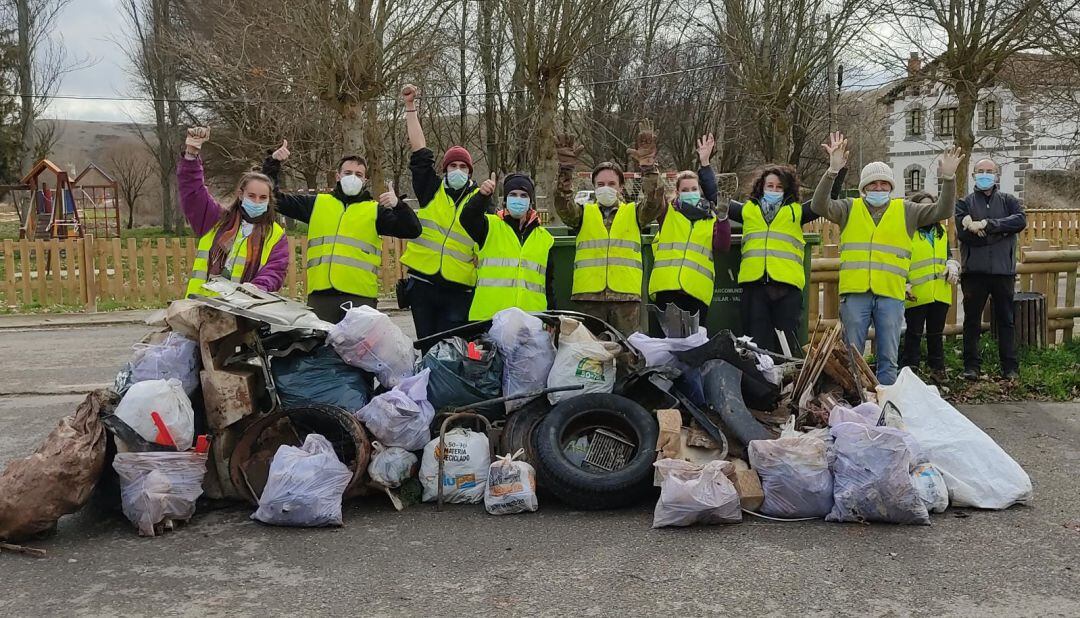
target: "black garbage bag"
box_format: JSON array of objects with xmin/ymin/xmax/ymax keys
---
[
  {"xmin": 271, "ymin": 345, "xmax": 370, "ymax": 412},
  {"xmin": 422, "ymin": 336, "xmax": 504, "ymax": 419}
]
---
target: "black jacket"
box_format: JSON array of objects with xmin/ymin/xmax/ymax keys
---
[{"xmin": 955, "ymin": 187, "xmax": 1026, "ymax": 276}]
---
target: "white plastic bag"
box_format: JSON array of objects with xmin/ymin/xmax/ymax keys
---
[
  {"xmin": 489, "ymin": 308, "xmax": 556, "ymax": 411},
  {"xmin": 129, "ymin": 332, "xmax": 201, "ymax": 395},
  {"xmin": 252, "ymin": 434, "xmax": 352, "ymax": 527},
  {"xmin": 748, "ymin": 436, "xmax": 834, "ymax": 518},
  {"xmin": 484, "ymin": 450, "xmax": 538, "ymax": 515},
  {"xmin": 419, "ymin": 428, "xmax": 490, "ymax": 504},
  {"xmin": 114, "ymin": 379, "xmax": 196, "ymax": 451},
  {"xmin": 547, "ymin": 317, "xmax": 621, "ymax": 404},
  {"xmin": 367, "ymin": 441, "xmax": 418, "ymax": 488},
  {"xmin": 354, "ymin": 368, "xmax": 434, "ymax": 451},
  {"xmin": 878, "ymin": 368, "xmax": 1032, "ymax": 509},
  {"xmin": 827, "ymin": 422, "xmax": 930, "ymax": 525},
  {"xmin": 652, "ymin": 459, "xmax": 741, "ymax": 528},
  {"xmin": 327, "ymin": 305, "xmax": 416, "ymax": 388},
  {"xmin": 827, "ymin": 402, "xmax": 882, "ymax": 427},
  {"xmin": 911, "ymin": 462, "xmax": 949, "ymax": 514},
  {"xmin": 113, "ymin": 451, "xmax": 207, "ymax": 536},
  {"xmin": 627, "ymin": 327, "xmax": 707, "ymax": 368}
]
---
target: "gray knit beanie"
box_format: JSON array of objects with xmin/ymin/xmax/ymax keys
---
[{"xmin": 859, "ymin": 161, "xmax": 895, "ymax": 193}]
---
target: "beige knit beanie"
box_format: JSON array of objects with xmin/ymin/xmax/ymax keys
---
[{"xmin": 859, "ymin": 161, "xmax": 895, "ymax": 193}]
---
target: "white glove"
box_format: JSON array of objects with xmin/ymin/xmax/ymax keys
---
[
  {"xmin": 969, "ymin": 218, "xmax": 989, "ymax": 232},
  {"xmin": 185, "ymin": 127, "xmax": 210, "ymax": 151},
  {"xmin": 945, "ymin": 259, "xmax": 960, "ymax": 284},
  {"xmin": 905, "ymin": 283, "xmax": 915, "ymax": 302}
]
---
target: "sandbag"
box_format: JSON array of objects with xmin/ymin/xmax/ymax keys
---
[
  {"xmin": 271, "ymin": 344, "xmax": 370, "ymax": 412},
  {"xmin": 421, "ymin": 337, "xmax": 504, "ymax": 418},
  {"xmin": 114, "ymin": 378, "xmax": 196, "ymax": 452},
  {"xmin": 420, "ymin": 428, "xmax": 490, "ymax": 504},
  {"xmin": 252, "ymin": 434, "xmax": 352, "ymax": 527},
  {"xmin": 129, "ymin": 332, "xmax": 201, "ymax": 396},
  {"xmin": 748, "ymin": 436, "xmax": 833, "ymax": 518},
  {"xmin": 652, "ymin": 459, "xmax": 741, "ymax": 528},
  {"xmin": 367, "ymin": 442, "xmax": 418, "ymax": 489},
  {"xmin": 878, "ymin": 367, "xmax": 1033, "ymax": 509},
  {"xmin": 827, "ymin": 422, "xmax": 930, "ymax": 525},
  {"xmin": 489, "ymin": 308, "xmax": 555, "ymax": 411},
  {"xmin": 627, "ymin": 328, "xmax": 708, "ymax": 368},
  {"xmin": 355, "ymin": 369, "xmax": 434, "ymax": 451},
  {"xmin": 547, "ymin": 317, "xmax": 621, "ymax": 404},
  {"xmin": 114, "ymin": 451, "xmax": 208, "ymax": 536},
  {"xmin": 328, "ymin": 305, "xmax": 416, "ymax": 388},
  {"xmin": 0, "ymin": 391, "xmax": 107, "ymax": 541},
  {"xmin": 484, "ymin": 450, "xmax": 538, "ymax": 515}
]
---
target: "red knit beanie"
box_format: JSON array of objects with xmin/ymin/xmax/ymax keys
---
[{"xmin": 440, "ymin": 146, "xmax": 473, "ymax": 173}]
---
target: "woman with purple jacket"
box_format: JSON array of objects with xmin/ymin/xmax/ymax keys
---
[{"xmin": 177, "ymin": 127, "xmax": 289, "ymax": 295}]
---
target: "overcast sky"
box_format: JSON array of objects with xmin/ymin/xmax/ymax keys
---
[{"xmin": 44, "ymin": 0, "xmax": 139, "ymax": 122}]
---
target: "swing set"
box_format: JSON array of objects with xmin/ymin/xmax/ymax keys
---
[{"xmin": 1, "ymin": 159, "xmax": 121, "ymax": 240}]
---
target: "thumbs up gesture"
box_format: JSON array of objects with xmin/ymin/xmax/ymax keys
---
[
  {"xmin": 379, "ymin": 181, "xmax": 398, "ymax": 208},
  {"xmin": 272, "ymin": 139, "xmax": 290, "ymax": 162},
  {"xmin": 479, "ymin": 172, "xmax": 497, "ymax": 196}
]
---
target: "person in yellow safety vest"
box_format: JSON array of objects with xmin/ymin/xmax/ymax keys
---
[
  {"xmin": 261, "ymin": 141, "xmax": 421, "ymax": 324},
  {"xmin": 178, "ymin": 127, "xmax": 288, "ymax": 296},
  {"xmin": 648, "ymin": 137, "xmax": 733, "ymax": 322},
  {"xmin": 461, "ymin": 172, "xmax": 555, "ymax": 321},
  {"xmin": 552, "ymin": 122, "xmax": 667, "ymax": 335},
  {"xmin": 812, "ymin": 131, "xmax": 964, "ymax": 385},
  {"xmin": 901, "ymin": 192, "xmax": 960, "ymax": 382},
  {"xmin": 399, "ymin": 84, "xmax": 481, "ymax": 338}
]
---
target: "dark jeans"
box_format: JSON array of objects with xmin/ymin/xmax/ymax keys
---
[
  {"xmin": 407, "ymin": 276, "xmax": 473, "ymax": 340},
  {"xmin": 902, "ymin": 301, "xmax": 949, "ymax": 372},
  {"xmin": 307, "ymin": 291, "xmax": 376, "ymax": 324},
  {"xmin": 740, "ymin": 281, "xmax": 802, "ymax": 354},
  {"xmin": 961, "ymin": 273, "xmax": 1018, "ymax": 374}
]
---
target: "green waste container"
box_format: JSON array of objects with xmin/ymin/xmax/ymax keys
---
[{"xmin": 547, "ymin": 226, "xmax": 820, "ymax": 345}]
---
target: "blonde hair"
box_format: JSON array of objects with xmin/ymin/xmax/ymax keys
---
[{"xmin": 675, "ymin": 170, "xmax": 698, "ymax": 192}]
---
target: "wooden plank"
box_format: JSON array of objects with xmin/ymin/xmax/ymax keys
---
[
  {"xmin": 63, "ymin": 238, "xmax": 78, "ymax": 304},
  {"xmin": 111, "ymin": 239, "xmax": 124, "ymax": 302},
  {"xmin": 19, "ymin": 240, "xmax": 32, "ymax": 302},
  {"xmin": 35, "ymin": 239, "xmax": 48, "ymax": 306},
  {"xmin": 2, "ymin": 239, "xmax": 16, "ymax": 305},
  {"xmin": 142, "ymin": 240, "xmax": 154, "ymax": 302},
  {"xmin": 822, "ymin": 244, "xmax": 839, "ymax": 322},
  {"xmin": 157, "ymin": 238, "xmax": 169, "ymax": 301},
  {"xmin": 171, "ymin": 239, "xmax": 184, "ymax": 298},
  {"xmin": 1066, "ymin": 265, "xmax": 1077, "ymax": 342},
  {"xmin": 83, "ymin": 236, "xmax": 98, "ymax": 311}
]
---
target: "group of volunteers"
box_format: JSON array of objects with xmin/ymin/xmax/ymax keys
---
[{"xmin": 176, "ymin": 86, "xmax": 1027, "ymax": 387}]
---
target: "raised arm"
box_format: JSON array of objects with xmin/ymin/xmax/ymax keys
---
[
  {"xmin": 176, "ymin": 127, "xmax": 223, "ymax": 237},
  {"xmin": 909, "ymin": 146, "xmax": 962, "ymax": 228},
  {"xmin": 553, "ymin": 134, "xmax": 584, "ymax": 229},
  {"xmin": 628, "ymin": 120, "xmax": 664, "ymax": 227},
  {"xmin": 402, "ymin": 84, "xmax": 426, "ymax": 152},
  {"xmin": 260, "ymin": 139, "xmax": 317, "ymax": 223},
  {"xmin": 697, "ymin": 134, "xmax": 718, "ymax": 204},
  {"xmin": 459, "ymin": 174, "xmax": 495, "ymax": 245},
  {"xmin": 810, "ymin": 132, "xmax": 853, "ymax": 225}
]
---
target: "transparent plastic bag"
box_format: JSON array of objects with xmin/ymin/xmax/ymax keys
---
[
  {"xmin": 484, "ymin": 450, "xmax": 538, "ymax": 515},
  {"xmin": 355, "ymin": 369, "xmax": 434, "ymax": 451},
  {"xmin": 489, "ymin": 308, "xmax": 555, "ymax": 411},
  {"xmin": 252, "ymin": 434, "xmax": 352, "ymax": 527},
  {"xmin": 652, "ymin": 459, "xmax": 741, "ymax": 528},
  {"xmin": 748, "ymin": 436, "xmax": 834, "ymax": 518},
  {"xmin": 113, "ymin": 451, "xmax": 208, "ymax": 536},
  {"xmin": 114, "ymin": 379, "xmax": 196, "ymax": 451},
  {"xmin": 367, "ymin": 441, "xmax": 418, "ymax": 488},
  {"xmin": 328, "ymin": 305, "xmax": 416, "ymax": 388},
  {"xmin": 826, "ymin": 422, "xmax": 930, "ymax": 525},
  {"xmin": 911, "ymin": 462, "xmax": 949, "ymax": 514},
  {"xmin": 129, "ymin": 332, "xmax": 201, "ymax": 395}
]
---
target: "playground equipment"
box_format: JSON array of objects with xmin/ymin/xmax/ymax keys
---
[
  {"xmin": 0, "ymin": 159, "xmax": 121, "ymax": 240},
  {"xmin": 73, "ymin": 163, "xmax": 122, "ymax": 239}
]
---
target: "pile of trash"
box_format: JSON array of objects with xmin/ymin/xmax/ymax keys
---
[{"xmin": 0, "ymin": 281, "xmax": 1034, "ymax": 547}]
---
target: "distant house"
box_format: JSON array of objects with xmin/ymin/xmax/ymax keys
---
[{"xmin": 881, "ymin": 52, "xmax": 1079, "ymax": 203}]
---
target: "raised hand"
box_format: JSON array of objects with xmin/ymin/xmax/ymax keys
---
[
  {"xmin": 821, "ymin": 131, "xmax": 849, "ymax": 173},
  {"xmin": 696, "ymin": 133, "xmax": 715, "ymax": 166},
  {"xmin": 479, "ymin": 172, "xmax": 497, "ymax": 196},
  {"xmin": 401, "ymin": 84, "xmax": 418, "ymax": 106},
  {"xmin": 272, "ymin": 139, "xmax": 290, "ymax": 162},
  {"xmin": 938, "ymin": 145, "xmax": 964, "ymax": 178},
  {"xmin": 185, "ymin": 127, "xmax": 210, "ymax": 154},
  {"xmin": 555, "ymin": 134, "xmax": 584, "ymax": 168},
  {"xmin": 378, "ymin": 181, "xmax": 398, "ymax": 208},
  {"xmin": 627, "ymin": 119, "xmax": 658, "ymax": 167}
]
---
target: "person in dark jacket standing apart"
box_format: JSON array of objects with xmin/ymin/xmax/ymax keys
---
[
  {"xmin": 399, "ymin": 83, "xmax": 480, "ymax": 338},
  {"xmin": 955, "ymin": 158, "xmax": 1027, "ymax": 381},
  {"xmin": 262, "ymin": 142, "xmax": 421, "ymax": 324}
]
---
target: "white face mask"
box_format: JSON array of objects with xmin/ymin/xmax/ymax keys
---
[
  {"xmin": 339, "ymin": 173, "xmax": 364, "ymax": 196},
  {"xmin": 595, "ymin": 186, "xmax": 618, "ymax": 207}
]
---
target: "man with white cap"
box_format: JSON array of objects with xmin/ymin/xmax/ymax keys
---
[{"xmin": 811, "ymin": 132, "xmax": 963, "ymax": 385}]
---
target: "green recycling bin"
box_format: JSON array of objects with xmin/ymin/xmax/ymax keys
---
[{"xmin": 547, "ymin": 226, "xmax": 819, "ymax": 345}]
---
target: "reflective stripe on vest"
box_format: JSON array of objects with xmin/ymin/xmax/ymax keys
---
[
  {"xmin": 838, "ymin": 198, "xmax": 911, "ymax": 300},
  {"xmin": 737, "ymin": 200, "xmax": 806, "ymax": 290},
  {"xmin": 468, "ymin": 215, "xmax": 554, "ymax": 320},
  {"xmin": 186, "ymin": 221, "xmax": 285, "ymax": 297},
  {"xmin": 647, "ymin": 205, "xmax": 715, "ymax": 305},
  {"xmin": 400, "ymin": 184, "xmax": 479, "ymax": 286},
  {"xmin": 906, "ymin": 229, "xmax": 952, "ymax": 308},
  {"xmin": 306, "ymin": 194, "xmax": 382, "ymax": 297},
  {"xmin": 571, "ymin": 202, "xmax": 643, "ymax": 296}
]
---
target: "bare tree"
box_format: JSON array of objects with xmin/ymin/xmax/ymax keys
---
[{"xmin": 103, "ymin": 141, "xmax": 156, "ymax": 229}]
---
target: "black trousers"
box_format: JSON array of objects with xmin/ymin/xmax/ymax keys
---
[
  {"xmin": 961, "ymin": 273, "xmax": 1018, "ymax": 374},
  {"xmin": 740, "ymin": 281, "xmax": 802, "ymax": 354},
  {"xmin": 902, "ymin": 301, "xmax": 949, "ymax": 372},
  {"xmin": 407, "ymin": 277, "xmax": 473, "ymax": 340},
  {"xmin": 307, "ymin": 291, "xmax": 376, "ymax": 324}
]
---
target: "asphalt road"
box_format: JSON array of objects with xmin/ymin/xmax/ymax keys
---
[{"xmin": 0, "ymin": 321, "xmax": 1078, "ymax": 617}]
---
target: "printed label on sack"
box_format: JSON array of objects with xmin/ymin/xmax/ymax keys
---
[
  {"xmin": 434, "ymin": 441, "xmax": 472, "ymax": 463},
  {"xmin": 444, "ymin": 473, "xmax": 478, "ymax": 489},
  {"xmin": 489, "ymin": 467, "xmax": 524, "ymax": 496},
  {"xmin": 574, "ymin": 358, "xmax": 607, "ymax": 383}
]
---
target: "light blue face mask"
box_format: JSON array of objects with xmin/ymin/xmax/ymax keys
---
[
  {"xmin": 241, "ymin": 198, "xmax": 268, "ymax": 218},
  {"xmin": 679, "ymin": 191, "xmax": 701, "ymax": 207},
  {"xmin": 761, "ymin": 190, "xmax": 784, "ymax": 207},
  {"xmin": 446, "ymin": 169, "xmax": 469, "ymax": 190},
  {"xmin": 974, "ymin": 172, "xmax": 996, "ymax": 191},
  {"xmin": 506, "ymin": 195, "xmax": 530, "ymax": 217},
  {"xmin": 864, "ymin": 191, "xmax": 890, "ymax": 207}
]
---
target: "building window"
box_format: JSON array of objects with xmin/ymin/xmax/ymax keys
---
[
  {"xmin": 906, "ymin": 106, "xmax": 924, "ymax": 138},
  {"xmin": 980, "ymin": 98, "xmax": 1001, "ymax": 131},
  {"xmin": 936, "ymin": 107, "xmax": 957, "ymax": 138},
  {"xmin": 904, "ymin": 165, "xmax": 925, "ymax": 195}
]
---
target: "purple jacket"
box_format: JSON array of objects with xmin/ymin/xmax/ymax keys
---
[{"xmin": 176, "ymin": 155, "xmax": 290, "ymax": 292}]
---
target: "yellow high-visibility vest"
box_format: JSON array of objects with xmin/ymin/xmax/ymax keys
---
[
  {"xmin": 839, "ymin": 198, "xmax": 912, "ymax": 301},
  {"xmin": 737, "ymin": 200, "xmax": 806, "ymax": 290},
  {"xmin": 648, "ymin": 205, "xmax": 715, "ymax": 304},
  {"xmin": 306, "ymin": 194, "xmax": 382, "ymax": 298},
  {"xmin": 571, "ymin": 202, "xmax": 642, "ymax": 296},
  {"xmin": 907, "ymin": 227, "xmax": 952, "ymax": 308},
  {"xmin": 186, "ymin": 221, "xmax": 285, "ymax": 297},
  {"xmin": 468, "ymin": 215, "xmax": 554, "ymax": 320},
  {"xmin": 400, "ymin": 184, "xmax": 479, "ymax": 286}
]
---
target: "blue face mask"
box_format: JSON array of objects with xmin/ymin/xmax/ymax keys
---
[
  {"xmin": 446, "ymin": 169, "xmax": 469, "ymax": 190},
  {"xmin": 761, "ymin": 190, "xmax": 784, "ymax": 207},
  {"xmin": 679, "ymin": 191, "xmax": 701, "ymax": 207},
  {"xmin": 974, "ymin": 172, "xmax": 996, "ymax": 191},
  {"xmin": 506, "ymin": 195, "xmax": 530, "ymax": 217},
  {"xmin": 864, "ymin": 191, "xmax": 890, "ymax": 207},
  {"xmin": 241, "ymin": 198, "xmax": 268, "ymax": 218}
]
